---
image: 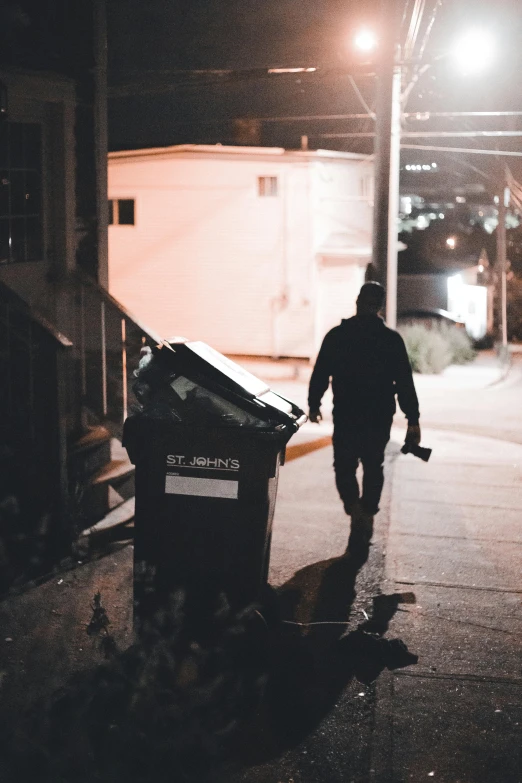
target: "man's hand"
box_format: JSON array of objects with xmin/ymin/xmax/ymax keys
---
[
  {"xmin": 309, "ymin": 408, "xmax": 322, "ymax": 424},
  {"xmin": 405, "ymin": 424, "xmax": 421, "ymax": 447}
]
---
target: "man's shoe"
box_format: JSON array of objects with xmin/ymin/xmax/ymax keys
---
[
  {"xmin": 343, "ymin": 499, "xmax": 361, "ymax": 517},
  {"xmin": 350, "ymin": 506, "xmax": 374, "ymax": 540}
]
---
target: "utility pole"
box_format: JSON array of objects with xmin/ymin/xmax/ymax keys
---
[
  {"xmin": 497, "ymin": 185, "xmax": 510, "ymax": 347},
  {"xmin": 370, "ymin": 0, "xmax": 402, "ymax": 328},
  {"xmin": 386, "ymin": 65, "xmax": 402, "ymax": 329}
]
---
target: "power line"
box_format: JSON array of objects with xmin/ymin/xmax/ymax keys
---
[
  {"xmin": 109, "ymin": 65, "xmax": 376, "ymax": 98},
  {"xmin": 416, "ymin": 0, "xmax": 443, "ymax": 63},
  {"xmin": 404, "ymin": 111, "xmax": 522, "ymax": 119},
  {"xmin": 403, "ymin": 131, "xmax": 522, "ymax": 138},
  {"xmin": 401, "ymin": 144, "xmax": 522, "ymax": 157},
  {"xmin": 348, "ymin": 75, "xmax": 375, "ymax": 119},
  {"xmin": 446, "ymin": 154, "xmax": 490, "ymax": 181},
  {"xmin": 316, "ymin": 131, "xmax": 522, "ymax": 139},
  {"xmin": 106, "ymin": 110, "xmax": 522, "ymax": 127}
]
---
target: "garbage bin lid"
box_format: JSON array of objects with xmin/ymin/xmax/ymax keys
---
[
  {"xmin": 154, "ymin": 339, "xmax": 306, "ymax": 428},
  {"xmin": 183, "ymin": 341, "xmax": 270, "ymax": 399}
]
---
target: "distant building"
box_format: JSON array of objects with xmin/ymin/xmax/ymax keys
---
[
  {"xmin": 397, "ymin": 248, "xmax": 493, "ymax": 340},
  {"xmin": 108, "ymin": 144, "xmax": 374, "ymax": 358}
]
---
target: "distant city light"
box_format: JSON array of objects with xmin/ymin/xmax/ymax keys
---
[
  {"xmin": 353, "ymin": 29, "xmax": 378, "ymax": 52},
  {"xmin": 446, "ymin": 236, "xmax": 456, "ymax": 249},
  {"xmin": 451, "ymin": 29, "xmax": 495, "ymax": 75},
  {"xmin": 456, "ymin": 196, "xmax": 466, "ymax": 203},
  {"xmin": 439, "ymin": 213, "xmax": 445, "ymax": 219},
  {"xmin": 405, "ymin": 163, "xmax": 437, "ymax": 172},
  {"xmin": 478, "ymin": 264, "xmax": 484, "ymax": 272}
]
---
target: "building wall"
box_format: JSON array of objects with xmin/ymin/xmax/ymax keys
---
[
  {"xmin": 311, "ymin": 156, "xmax": 373, "ymax": 350},
  {"xmin": 397, "ymin": 274, "xmax": 448, "ymax": 314},
  {"xmin": 311, "ymin": 157, "xmax": 373, "ymax": 253},
  {"xmin": 109, "ymin": 149, "xmax": 373, "ymax": 357}
]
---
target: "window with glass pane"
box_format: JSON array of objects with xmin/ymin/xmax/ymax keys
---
[
  {"xmin": 118, "ymin": 199, "xmax": 134, "ymax": 225},
  {"xmin": 0, "ymin": 122, "xmax": 43, "ymax": 264}
]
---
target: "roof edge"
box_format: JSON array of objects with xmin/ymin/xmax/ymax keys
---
[{"xmin": 108, "ymin": 143, "xmax": 371, "ymax": 163}]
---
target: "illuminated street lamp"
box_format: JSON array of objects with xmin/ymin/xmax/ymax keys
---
[
  {"xmin": 451, "ymin": 29, "xmax": 496, "ymax": 75},
  {"xmin": 446, "ymin": 236, "xmax": 457, "ymax": 250},
  {"xmin": 354, "ymin": 28, "xmax": 378, "ymax": 54}
]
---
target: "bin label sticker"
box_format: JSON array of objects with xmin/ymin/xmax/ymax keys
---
[
  {"xmin": 165, "ymin": 474, "xmax": 238, "ymax": 499},
  {"xmin": 165, "ymin": 454, "xmax": 240, "ymax": 499}
]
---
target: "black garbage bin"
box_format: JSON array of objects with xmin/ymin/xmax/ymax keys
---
[{"xmin": 123, "ymin": 339, "xmax": 307, "ymax": 633}]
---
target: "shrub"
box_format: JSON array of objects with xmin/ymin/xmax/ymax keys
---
[
  {"xmin": 1, "ymin": 591, "xmax": 270, "ymax": 783},
  {"xmin": 439, "ymin": 323, "xmax": 476, "ymax": 365},
  {"xmin": 398, "ymin": 323, "xmax": 453, "ymax": 374}
]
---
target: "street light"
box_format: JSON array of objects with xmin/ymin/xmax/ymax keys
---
[
  {"xmin": 451, "ymin": 29, "xmax": 496, "ymax": 75},
  {"xmin": 354, "ymin": 28, "xmax": 378, "ymax": 54}
]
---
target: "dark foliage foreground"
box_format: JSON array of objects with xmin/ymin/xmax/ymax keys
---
[
  {"xmin": 0, "ymin": 548, "xmax": 420, "ymax": 783},
  {"xmin": 0, "ymin": 591, "xmax": 270, "ymax": 783}
]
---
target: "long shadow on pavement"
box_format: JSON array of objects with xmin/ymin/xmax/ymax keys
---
[{"xmin": 236, "ymin": 538, "xmax": 418, "ymax": 766}]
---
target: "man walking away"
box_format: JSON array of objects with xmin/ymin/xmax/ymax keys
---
[{"xmin": 308, "ymin": 282, "xmax": 420, "ymax": 539}]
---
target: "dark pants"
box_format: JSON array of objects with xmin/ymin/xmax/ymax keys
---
[{"xmin": 332, "ymin": 422, "xmax": 392, "ymax": 515}]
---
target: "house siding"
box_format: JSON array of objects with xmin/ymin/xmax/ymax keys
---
[{"xmin": 109, "ymin": 148, "xmax": 373, "ymax": 357}]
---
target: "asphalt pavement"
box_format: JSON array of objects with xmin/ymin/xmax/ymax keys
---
[{"xmin": 0, "ymin": 352, "xmax": 521, "ymax": 782}]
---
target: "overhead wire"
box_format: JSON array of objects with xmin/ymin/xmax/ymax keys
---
[
  {"xmin": 404, "ymin": 0, "xmax": 426, "ymax": 60},
  {"xmin": 416, "ymin": 0, "xmax": 443, "ymax": 63},
  {"xmin": 348, "ymin": 75, "xmax": 375, "ymax": 119},
  {"xmin": 402, "ymin": 144, "xmax": 522, "ymax": 157}
]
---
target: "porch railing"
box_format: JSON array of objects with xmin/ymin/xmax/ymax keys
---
[
  {"xmin": 72, "ymin": 271, "xmax": 160, "ymax": 440},
  {"xmin": 0, "ymin": 273, "xmax": 160, "ymax": 589}
]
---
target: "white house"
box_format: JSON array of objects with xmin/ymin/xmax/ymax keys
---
[
  {"xmin": 397, "ymin": 248, "xmax": 493, "ymax": 340},
  {"xmin": 108, "ymin": 144, "xmax": 374, "ymax": 358}
]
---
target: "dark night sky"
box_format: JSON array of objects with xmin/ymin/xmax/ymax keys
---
[{"xmin": 107, "ymin": 0, "xmax": 522, "ymax": 195}]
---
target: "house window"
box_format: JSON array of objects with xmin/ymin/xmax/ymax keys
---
[
  {"xmin": 258, "ymin": 176, "xmax": 278, "ymax": 197},
  {"xmin": 0, "ymin": 122, "xmax": 43, "ymax": 264},
  {"xmin": 109, "ymin": 198, "xmax": 135, "ymax": 225}
]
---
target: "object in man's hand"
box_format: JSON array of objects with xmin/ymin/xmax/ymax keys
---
[{"xmin": 401, "ymin": 442, "xmax": 432, "ymax": 462}]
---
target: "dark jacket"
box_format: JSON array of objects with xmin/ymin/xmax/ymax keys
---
[{"xmin": 308, "ymin": 315, "xmax": 419, "ymax": 427}]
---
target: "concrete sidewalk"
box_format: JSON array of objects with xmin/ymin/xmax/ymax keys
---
[{"xmin": 370, "ymin": 426, "xmax": 522, "ymax": 783}]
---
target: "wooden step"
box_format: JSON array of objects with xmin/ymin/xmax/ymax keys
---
[
  {"xmin": 70, "ymin": 425, "xmax": 112, "ymax": 481},
  {"xmin": 91, "ymin": 438, "xmax": 135, "ymax": 501},
  {"xmin": 92, "ymin": 458, "xmax": 135, "ymax": 486},
  {"xmin": 73, "ymin": 425, "xmax": 112, "ymax": 451}
]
